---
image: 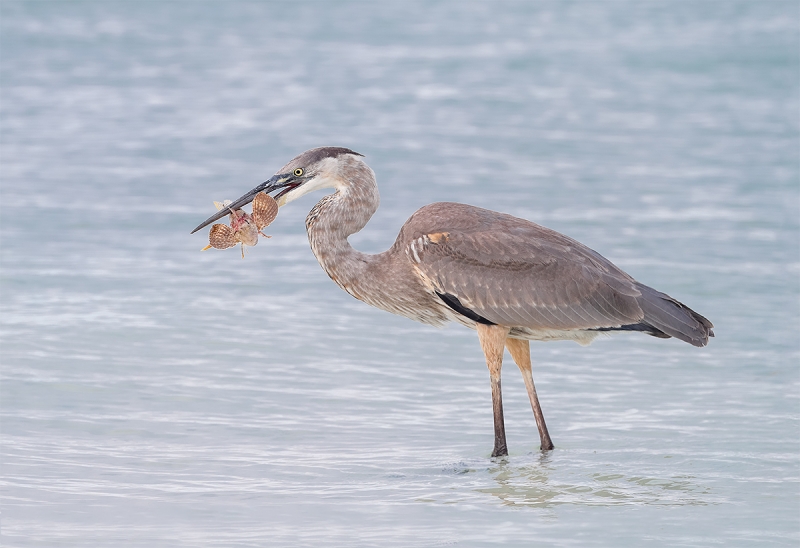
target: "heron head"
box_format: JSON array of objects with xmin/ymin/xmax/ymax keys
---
[{"xmin": 190, "ymin": 147, "xmax": 363, "ymax": 234}]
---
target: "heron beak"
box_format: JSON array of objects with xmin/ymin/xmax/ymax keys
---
[{"xmin": 190, "ymin": 173, "xmax": 293, "ymax": 234}]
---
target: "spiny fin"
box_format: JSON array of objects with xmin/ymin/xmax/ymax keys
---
[{"xmin": 213, "ymin": 200, "xmax": 233, "ymax": 212}]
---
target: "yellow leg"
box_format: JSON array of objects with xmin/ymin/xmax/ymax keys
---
[
  {"xmin": 477, "ymin": 323, "xmax": 511, "ymax": 457},
  {"xmin": 506, "ymin": 338, "xmax": 554, "ymax": 451}
]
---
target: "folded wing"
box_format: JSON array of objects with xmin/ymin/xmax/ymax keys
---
[{"xmin": 402, "ymin": 203, "xmax": 712, "ymax": 346}]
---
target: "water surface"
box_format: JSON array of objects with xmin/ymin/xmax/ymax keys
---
[{"xmin": 1, "ymin": 1, "xmax": 798, "ymax": 546}]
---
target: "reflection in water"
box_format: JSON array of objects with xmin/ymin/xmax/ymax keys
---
[
  {"xmin": 2, "ymin": 0, "xmax": 796, "ymax": 545},
  {"xmin": 458, "ymin": 453, "xmax": 717, "ymax": 508}
]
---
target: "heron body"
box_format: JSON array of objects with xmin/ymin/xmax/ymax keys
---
[{"xmin": 192, "ymin": 146, "xmax": 714, "ymax": 456}]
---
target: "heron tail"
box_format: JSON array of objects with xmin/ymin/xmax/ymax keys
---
[{"xmin": 634, "ymin": 283, "xmax": 714, "ymax": 347}]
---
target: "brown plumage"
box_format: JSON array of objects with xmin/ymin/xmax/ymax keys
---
[{"xmin": 191, "ymin": 146, "xmax": 714, "ymax": 456}]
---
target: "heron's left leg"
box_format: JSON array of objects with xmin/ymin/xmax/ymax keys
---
[
  {"xmin": 477, "ymin": 324, "xmax": 511, "ymax": 457},
  {"xmin": 505, "ymin": 337, "xmax": 554, "ymax": 451}
]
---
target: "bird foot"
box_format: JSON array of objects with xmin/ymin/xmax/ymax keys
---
[{"xmin": 491, "ymin": 445, "xmax": 508, "ymax": 458}]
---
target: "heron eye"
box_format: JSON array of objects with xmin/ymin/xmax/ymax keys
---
[{"xmin": 293, "ymin": 168, "xmax": 304, "ymax": 177}]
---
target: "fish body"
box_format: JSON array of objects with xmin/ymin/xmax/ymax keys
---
[{"xmin": 202, "ymin": 193, "xmax": 279, "ymax": 257}]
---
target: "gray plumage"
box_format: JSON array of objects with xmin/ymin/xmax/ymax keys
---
[
  {"xmin": 284, "ymin": 148, "xmax": 712, "ymax": 346},
  {"xmin": 400, "ymin": 202, "xmax": 713, "ymax": 346},
  {"xmin": 191, "ymin": 146, "xmax": 714, "ymax": 455}
]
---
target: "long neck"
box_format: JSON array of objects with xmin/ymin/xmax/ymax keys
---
[{"xmin": 305, "ymin": 158, "xmax": 380, "ymax": 296}]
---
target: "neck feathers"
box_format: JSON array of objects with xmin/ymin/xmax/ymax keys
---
[{"xmin": 305, "ymin": 156, "xmax": 380, "ymax": 295}]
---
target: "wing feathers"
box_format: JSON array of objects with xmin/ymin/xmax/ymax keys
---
[
  {"xmin": 407, "ymin": 203, "xmax": 646, "ymax": 331},
  {"xmin": 635, "ymin": 284, "xmax": 714, "ymax": 347},
  {"xmin": 402, "ymin": 203, "xmax": 712, "ymax": 345}
]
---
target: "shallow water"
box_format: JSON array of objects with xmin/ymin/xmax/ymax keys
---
[{"xmin": 1, "ymin": 1, "xmax": 798, "ymax": 546}]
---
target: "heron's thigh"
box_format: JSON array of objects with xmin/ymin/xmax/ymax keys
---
[
  {"xmin": 477, "ymin": 324, "xmax": 510, "ymax": 376},
  {"xmin": 505, "ymin": 338, "xmax": 532, "ymax": 374}
]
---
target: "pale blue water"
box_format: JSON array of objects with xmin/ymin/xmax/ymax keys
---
[{"xmin": 1, "ymin": 1, "xmax": 798, "ymax": 546}]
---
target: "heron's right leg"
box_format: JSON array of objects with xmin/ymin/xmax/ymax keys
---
[
  {"xmin": 505, "ymin": 337, "xmax": 554, "ymax": 451},
  {"xmin": 477, "ymin": 324, "xmax": 511, "ymax": 457}
]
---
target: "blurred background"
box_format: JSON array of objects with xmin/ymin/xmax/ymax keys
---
[{"xmin": 1, "ymin": 1, "xmax": 798, "ymax": 546}]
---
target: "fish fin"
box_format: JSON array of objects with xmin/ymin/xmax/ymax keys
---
[
  {"xmin": 208, "ymin": 224, "xmax": 237, "ymax": 249},
  {"xmin": 252, "ymin": 193, "xmax": 279, "ymax": 230}
]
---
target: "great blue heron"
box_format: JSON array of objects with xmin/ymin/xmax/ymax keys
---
[{"xmin": 191, "ymin": 146, "xmax": 714, "ymax": 457}]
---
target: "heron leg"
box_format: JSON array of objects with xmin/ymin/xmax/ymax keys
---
[
  {"xmin": 505, "ymin": 338, "xmax": 554, "ymax": 451},
  {"xmin": 477, "ymin": 324, "xmax": 511, "ymax": 457}
]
